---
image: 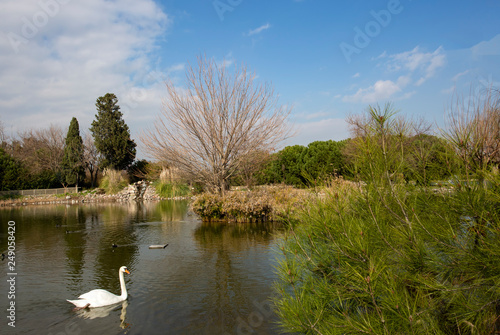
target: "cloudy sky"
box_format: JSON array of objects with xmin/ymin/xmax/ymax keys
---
[{"xmin": 1, "ymin": 0, "xmax": 499, "ymax": 156}]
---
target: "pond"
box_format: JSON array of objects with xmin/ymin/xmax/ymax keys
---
[{"xmin": 0, "ymin": 200, "xmax": 288, "ymax": 335}]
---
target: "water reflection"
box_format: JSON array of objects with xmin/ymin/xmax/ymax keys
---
[
  {"xmin": 0, "ymin": 200, "xmax": 285, "ymax": 335},
  {"xmin": 190, "ymin": 221, "xmax": 283, "ymax": 333},
  {"xmin": 76, "ymin": 300, "xmax": 130, "ymax": 331},
  {"xmin": 77, "ymin": 300, "xmax": 127, "ymax": 320}
]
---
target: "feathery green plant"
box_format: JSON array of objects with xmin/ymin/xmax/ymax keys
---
[
  {"xmin": 99, "ymin": 168, "xmax": 129, "ymax": 194},
  {"xmin": 154, "ymin": 181, "xmax": 191, "ymax": 198},
  {"xmin": 274, "ymin": 104, "xmax": 500, "ymax": 334}
]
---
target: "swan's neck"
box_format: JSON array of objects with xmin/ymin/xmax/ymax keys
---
[{"xmin": 119, "ymin": 270, "xmax": 128, "ymax": 300}]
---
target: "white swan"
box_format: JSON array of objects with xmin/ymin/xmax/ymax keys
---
[{"xmin": 67, "ymin": 266, "xmax": 130, "ymax": 309}]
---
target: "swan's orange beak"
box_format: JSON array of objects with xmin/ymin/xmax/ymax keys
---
[{"xmin": 124, "ymin": 269, "xmax": 130, "ymax": 274}]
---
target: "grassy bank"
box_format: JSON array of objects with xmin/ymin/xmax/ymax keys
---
[{"xmin": 191, "ymin": 179, "xmax": 357, "ymax": 223}]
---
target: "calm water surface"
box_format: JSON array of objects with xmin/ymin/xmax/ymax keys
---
[{"xmin": 0, "ymin": 200, "xmax": 287, "ymax": 335}]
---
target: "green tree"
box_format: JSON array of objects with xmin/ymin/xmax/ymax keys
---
[
  {"xmin": 263, "ymin": 141, "xmax": 351, "ymax": 187},
  {"xmin": 61, "ymin": 117, "xmax": 84, "ymax": 187},
  {"xmin": 270, "ymin": 145, "xmax": 307, "ymax": 187},
  {"xmin": 301, "ymin": 140, "xmax": 349, "ymax": 182},
  {"xmin": 127, "ymin": 159, "xmax": 150, "ymax": 183},
  {"xmin": 406, "ymin": 134, "xmax": 455, "ymax": 184},
  {"xmin": 274, "ymin": 105, "xmax": 500, "ymax": 334},
  {"xmin": 0, "ymin": 148, "xmax": 27, "ymax": 190},
  {"xmin": 90, "ymin": 93, "xmax": 136, "ymax": 170}
]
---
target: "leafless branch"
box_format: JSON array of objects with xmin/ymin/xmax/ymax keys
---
[{"xmin": 142, "ymin": 55, "xmax": 293, "ymax": 194}]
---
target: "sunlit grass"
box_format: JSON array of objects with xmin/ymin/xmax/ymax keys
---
[
  {"xmin": 99, "ymin": 168, "xmax": 129, "ymax": 194},
  {"xmin": 154, "ymin": 181, "xmax": 191, "ymax": 198}
]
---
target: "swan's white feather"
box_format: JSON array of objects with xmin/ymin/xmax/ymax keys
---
[
  {"xmin": 78, "ymin": 289, "xmax": 122, "ymax": 307},
  {"xmin": 66, "ymin": 299, "xmax": 91, "ymax": 308},
  {"xmin": 67, "ymin": 266, "xmax": 129, "ymax": 309}
]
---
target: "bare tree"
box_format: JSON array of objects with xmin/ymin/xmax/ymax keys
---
[
  {"xmin": 443, "ymin": 86, "xmax": 500, "ymax": 173},
  {"xmin": 83, "ymin": 132, "xmax": 102, "ymax": 187},
  {"xmin": 0, "ymin": 118, "xmax": 8, "ymax": 149},
  {"xmin": 236, "ymin": 149, "xmax": 273, "ymax": 188},
  {"xmin": 11, "ymin": 125, "xmax": 65, "ymax": 174},
  {"xmin": 142, "ymin": 55, "xmax": 293, "ymax": 195}
]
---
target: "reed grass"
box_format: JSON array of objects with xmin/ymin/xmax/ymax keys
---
[
  {"xmin": 154, "ymin": 181, "xmax": 191, "ymax": 198},
  {"xmin": 99, "ymin": 168, "xmax": 129, "ymax": 194}
]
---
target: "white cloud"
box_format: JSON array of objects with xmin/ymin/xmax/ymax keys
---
[
  {"xmin": 441, "ymin": 85, "xmax": 456, "ymax": 95},
  {"xmin": 387, "ymin": 46, "xmax": 446, "ymax": 85},
  {"xmin": 471, "ymin": 34, "xmax": 500, "ymax": 56},
  {"xmin": 343, "ymin": 46, "xmax": 446, "ymax": 104},
  {"xmin": 343, "ymin": 80, "xmax": 401, "ymax": 103},
  {"xmin": 168, "ymin": 64, "xmax": 185, "ymax": 73},
  {"xmin": 342, "ymin": 76, "xmax": 410, "ymax": 104},
  {"xmin": 215, "ymin": 52, "xmax": 235, "ymax": 68},
  {"xmin": 287, "ymin": 118, "xmax": 349, "ymax": 146},
  {"xmin": 452, "ymin": 69, "xmax": 470, "ymax": 82},
  {"xmin": 0, "ymin": 0, "xmax": 170, "ymax": 139},
  {"xmin": 296, "ymin": 111, "xmax": 330, "ymax": 120},
  {"xmin": 373, "ymin": 51, "xmax": 387, "ymax": 60},
  {"xmin": 352, "ymin": 72, "xmax": 360, "ymax": 78},
  {"xmin": 247, "ymin": 23, "xmax": 271, "ymax": 36}
]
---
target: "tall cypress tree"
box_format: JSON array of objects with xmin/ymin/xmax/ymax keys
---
[
  {"xmin": 90, "ymin": 93, "xmax": 136, "ymax": 170},
  {"xmin": 61, "ymin": 117, "xmax": 84, "ymax": 187}
]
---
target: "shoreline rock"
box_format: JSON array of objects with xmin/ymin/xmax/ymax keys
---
[{"xmin": 0, "ymin": 181, "xmax": 193, "ymax": 207}]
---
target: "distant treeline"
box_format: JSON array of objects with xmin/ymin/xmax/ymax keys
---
[
  {"xmin": 0, "ymin": 92, "xmax": 136, "ymax": 192},
  {"xmin": 0, "ymin": 131, "xmax": 456, "ymax": 192},
  {"xmin": 0, "ymin": 93, "xmax": 460, "ymax": 193},
  {"xmin": 241, "ymin": 134, "xmax": 454, "ymax": 188}
]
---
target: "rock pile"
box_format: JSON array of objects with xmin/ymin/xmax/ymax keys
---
[
  {"xmin": 82, "ymin": 181, "xmax": 189, "ymax": 202},
  {"xmin": 91, "ymin": 180, "xmax": 164, "ymax": 202},
  {"xmin": 118, "ymin": 180, "xmax": 152, "ymax": 201},
  {"xmin": 78, "ymin": 181, "xmax": 160, "ymax": 203},
  {"xmin": 143, "ymin": 183, "xmax": 162, "ymax": 201}
]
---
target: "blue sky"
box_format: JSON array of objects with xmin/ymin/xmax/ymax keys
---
[{"xmin": 1, "ymin": 0, "xmax": 499, "ymax": 155}]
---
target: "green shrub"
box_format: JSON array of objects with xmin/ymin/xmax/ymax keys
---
[{"xmin": 191, "ymin": 192, "xmax": 225, "ymax": 221}]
